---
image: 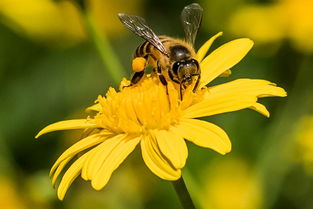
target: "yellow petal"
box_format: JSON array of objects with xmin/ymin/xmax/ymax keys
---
[
  {"xmin": 174, "ymin": 119, "xmax": 231, "ymax": 155},
  {"xmin": 57, "ymin": 153, "xmax": 87, "ymax": 200},
  {"xmin": 81, "ymin": 148, "xmax": 97, "ymax": 181},
  {"xmin": 141, "ymin": 134, "xmax": 181, "ymax": 180},
  {"xmin": 49, "ymin": 133, "xmax": 104, "ymax": 177},
  {"xmin": 154, "ymin": 129, "xmax": 188, "ymax": 169},
  {"xmin": 250, "ymin": 103, "xmax": 270, "ymax": 117},
  {"xmin": 200, "ymin": 38, "xmax": 254, "ymax": 87},
  {"xmin": 207, "ymin": 79, "xmax": 287, "ymax": 98},
  {"xmin": 184, "ymin": 95, "xmax": 256, "ymax": 118},
  {"xmin": 219, "ymin": 69, "xmax": 232, "ymax": 77},
  {"xmin": 91, "ymin": 136, "xmax": 140, "ymax": 190},
  {"xmin": 86, "ymin": 103, "xmax": 101, "ymax": 112},
  {"xmin": 51, "ymin": 157, "xmax": 72, "ymax": 187},
  {"xmin": 83, "ymin": 134, "xmax": 125, "ymax": 181},
  {"xmin": 184, "ymin": 79, "xmax": 286, "ymax": 118},
  {"xmin": 196, "ymin": 32, "xmax": 223, "ymax": 62},
  {"xmin": 35, "ymin": 119, "xmax": 98, "ymax": 138}
]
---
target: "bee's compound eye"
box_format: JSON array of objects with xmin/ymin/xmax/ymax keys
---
[
  {"xmin": 172, "ymin": 62, "xmax": 181, "ymax": 74},
  {"xmin": 191, "ymin": 59, "xmax": 199, "ymax": 68}
]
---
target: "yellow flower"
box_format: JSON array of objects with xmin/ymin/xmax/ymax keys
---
[
  {"xmin": 0, "ymin": 176, "xmax": 26, "ymax": 209},
  {"xmin": 295, "ymin": 116, "xmax": 313, "ymax": 174},
  {"xmin": 200, "ymin": 158, "xmax": 263, "ymax": 209},
  {"xmin": 228, "ymin": 0, "xmax": 313, "ymax": 52},
  {"xmin": 0, "ymin": 0, "xmax": 85, "ymax": 46},
  {"xmin": 36, "ymin": 33, "xmax": 287, "ymax": 200},
  {"xmin": 0, "ymin": 0, "xmax": 143, "ymax": 46},
  {"xmin": 87, "ymin": 0, "xmax": 143, "ymax": 35}
]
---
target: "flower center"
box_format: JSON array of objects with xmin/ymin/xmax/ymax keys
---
[{"xmin": 94, "ymin": 76, "xmax": 187, "ymax": 135}]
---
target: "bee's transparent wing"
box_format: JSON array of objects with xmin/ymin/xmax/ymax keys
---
[
  {"xmin": 118, "ymin": 13, "xmax": 168, "ymax": 55},
  {"xmin": 181, "ymin": 3, "xmax": 203, "ymax": 45}
]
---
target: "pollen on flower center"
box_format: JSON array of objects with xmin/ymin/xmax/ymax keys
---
[{"xmin": 93, "ymin": 76, "xmax": 190, "ymax": 135}]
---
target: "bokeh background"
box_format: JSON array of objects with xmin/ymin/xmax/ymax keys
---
[{"xmin": 0, "ymin": 0, "xmax": 312, "ymax": 209}]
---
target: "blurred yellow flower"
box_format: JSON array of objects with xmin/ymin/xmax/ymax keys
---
[
  {"xmin": 36, "ymin": 34, "xmax": 286, "ymax": 200},
  {"xmin": 87, "ymin": 0, "xmax": 143, "ymax": 36},
  {"xmin": 0, "ymin": 0, "xmax": 85, "ymax": 46},
  {"xmin": 0, "ymin": 176, "xmax": 26, "ymax": 209},
  {"xmin": 228, "ymin": 0, "xmax": 313, "ymax": 52},
  {"xmin": 295, "ymin": 116, "xmax": 313, "ymax": 173},
  {"xmin": 200, "ymin": 158, "xmax": 263, "ymax": 209},
  {"xmin": 0, "ymin": 0, "xmax": 142, "ymax": 46}
]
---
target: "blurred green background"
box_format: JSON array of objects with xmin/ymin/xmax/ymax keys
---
[{"xmin": 0, "ymin": 0, "xmax": 312, "ymax": 209}]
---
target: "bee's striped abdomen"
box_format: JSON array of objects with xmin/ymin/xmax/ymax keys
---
[
  {"xmin": 134, "ymin": 37, "xmax": 172, "ymax": 58},
  {"xmin": 135, "ymin": 41, "xmax": 149, "ymax": 57}
]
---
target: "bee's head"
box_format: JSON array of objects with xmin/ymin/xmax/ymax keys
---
[{"xmin": 172, "ymin": 59, "xmax": 200, "ymax": 86}]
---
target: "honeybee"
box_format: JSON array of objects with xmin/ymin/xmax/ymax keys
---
[{"xmin": 118, "ymin": 3, "xmax": 203, "ymax": 98}]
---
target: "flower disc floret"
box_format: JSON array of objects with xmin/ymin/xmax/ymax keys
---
[{"xmin": 92, "ymin": 77, "xmax": 185, "ymax": 134}]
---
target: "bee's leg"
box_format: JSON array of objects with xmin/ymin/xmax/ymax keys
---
[
  {"xmin": 132, "ymin": 57, "xmax": 147, "ymax": 74},
  {"xmin": 131, "ymin": 71, "xmax": 145, "ymax": 84},
  {"xmin": 168, "ymin": 69, "xmax": 180, "ymax": 84},
  {"xmin": 179, "ymin": 84, "xmax": 183, "ymax": 100},
  {"xmin": 131, "ymin": 57, "xmax": 147, "ymax": 84},
  {"xmin": 192, "ymin": 74, "xmax": 201, "ymax": 92},
  {"xmin": 122, "ymin": 57, "xmax": 147, "ymax": 88},
  {"xmin": 156, "ymin": 61, "xmax": 169, "ymax": 95},
  {"xmin": 158, "ymin": 74, "xmax": 168, "ymax": 86}
]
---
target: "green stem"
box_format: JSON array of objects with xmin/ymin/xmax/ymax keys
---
[
  {"xmin": 172, "ymin": 177, "xmax": 197, "ymax": 209},
  {"xmin": 80, "ymin": 7, "xmax": 126, "ymax": 85}
]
